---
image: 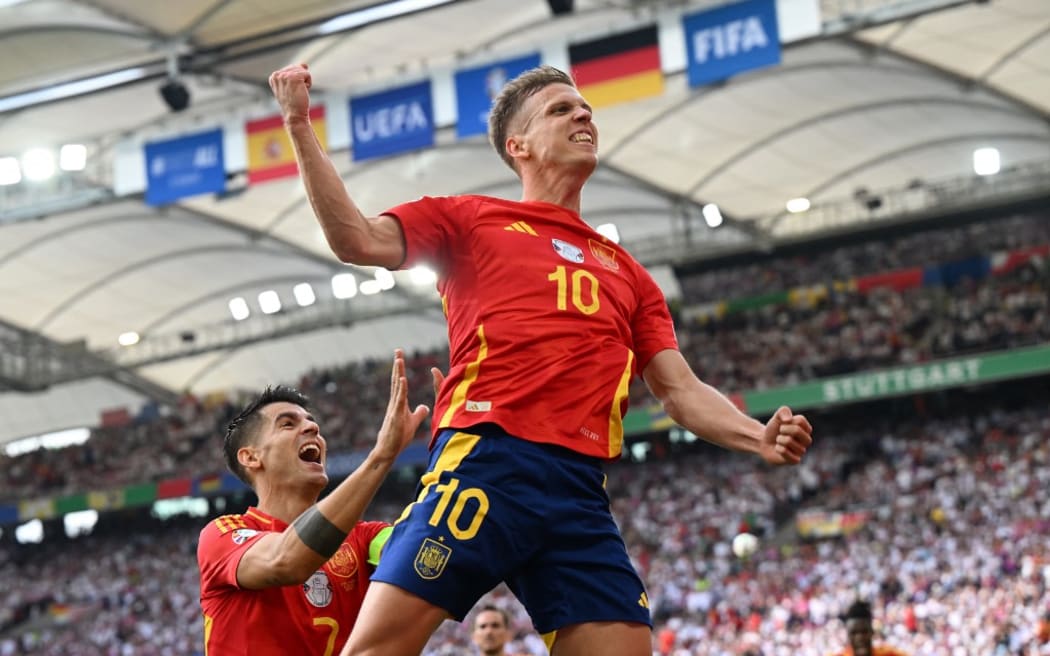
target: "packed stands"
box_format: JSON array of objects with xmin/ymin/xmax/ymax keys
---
[{"xmin": 2, "ymin": 213, "xmax": 1049, "ymax": 654}]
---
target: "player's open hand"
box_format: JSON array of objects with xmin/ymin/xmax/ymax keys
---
[
  {"xmin": 759, "ymin": 406, "xmax": 812, "ymax": 465},
  {"xmin": 374, "ymin": 349, "xmax": 430, "ymax": 461},
  {"xmin": 268, "ymin": 63, "xmax": 313, "ymax": 125}
]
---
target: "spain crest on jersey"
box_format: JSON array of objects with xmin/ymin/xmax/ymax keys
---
[
  {"xmin": 588, "ymin": 238, "xmax": 619, "ymax": 271},
  {"xmin": 326, "ymin": 542, "xmax": 359, "ymax": 578},
  {"xmin": 414, "ymin": 537, "xmax": 451, "ymax": 580}
]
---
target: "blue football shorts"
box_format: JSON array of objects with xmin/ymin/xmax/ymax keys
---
[{"xmin": 371, "ymin": 424, "xmax": 651, "ymax": 635}]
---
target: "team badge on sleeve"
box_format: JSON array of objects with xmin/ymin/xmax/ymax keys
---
[{"xmin": 414, "ymin": 538, "xmax": 451, "ymax": 580}]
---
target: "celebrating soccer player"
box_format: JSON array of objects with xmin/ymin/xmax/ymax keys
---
[{"xmin": 269, "ymin": 62, "xmax": 814, "ymax": 656}]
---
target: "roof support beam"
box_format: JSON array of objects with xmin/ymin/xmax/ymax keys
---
[{"xmin": 0, "ymin": 317, "xmax": 178, "ymax": 404}]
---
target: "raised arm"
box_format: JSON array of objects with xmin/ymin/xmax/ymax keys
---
[
  {"xmin": 642, "ymin": 349, "xmax": 812, "ymax": 465},
  {"xmin": 269, "ymin": 64, "xmax": 406, "ymax": 269},
  {"xmin": 235, "ymin": 350, "xmax": 429, "ymax": 589}
]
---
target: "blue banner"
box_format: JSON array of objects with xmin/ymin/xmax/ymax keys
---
[
  {"xmin": 683, "ymin": 0, "xmax": 781, "ymax": 89},
  {"xmin": 0, "ymin": 503, "xmax": 17, "ymax": 525},
  {"xmin": 351, "ymin": 81, "xmax": 434, "ymax": 162},
  {"xmin": 144, "ymin": 128, "xmax": 225, "ymax": 206},
  {"xmin": 454, "ymin": 53, "xmax": 541, "ymax": 138}
]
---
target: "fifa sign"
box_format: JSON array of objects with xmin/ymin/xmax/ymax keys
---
[{"xmin": 682, "ymin": 0, "xmax": 782, "ymax": 88}]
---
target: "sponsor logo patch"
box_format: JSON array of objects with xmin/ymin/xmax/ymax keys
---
[
  {"xmin": 231, "ymin": 528, "xmax": 259, "ymax": 545},
  {"xmin": 303, "ymin": 570, "xmax": 333, "ymax": 608},
  {"xmin": 552, "ymin": 238, "xmax": 584, "ymax": 263}
]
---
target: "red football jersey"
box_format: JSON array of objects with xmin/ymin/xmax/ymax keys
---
[
  {"xmin": 386, "ymin": 195, "xmax": 678, "ymax": 459},
  {"xmin": 197, "ymin": 507, "xmax": 388, "ymax": 656}
]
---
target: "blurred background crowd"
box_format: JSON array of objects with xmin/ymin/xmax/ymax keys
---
[{"xmin": 2, "ymin": 212, "xmax": 1049, "ymax": 655}]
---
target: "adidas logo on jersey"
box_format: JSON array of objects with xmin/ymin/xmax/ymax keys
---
[{"xmin": 504, "ymin": 221, "xmax": 537, "ymax": 236}]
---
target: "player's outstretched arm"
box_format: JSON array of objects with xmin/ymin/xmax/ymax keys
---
[
  {"xmin": 268, "ymin": 64, "xmax": 406, "ymax": 269},
  {"xmin": 642, "ymin": 349, "xmax": 812, "ymax": 465},
  {"xmin": 235, "ymin": 350, "xmax": 429, "ymax": 589}
]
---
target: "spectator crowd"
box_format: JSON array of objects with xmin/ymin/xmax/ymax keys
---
[{"xmin": 1, "ymin": 212, "xmax": 1049, "ymax": 654}]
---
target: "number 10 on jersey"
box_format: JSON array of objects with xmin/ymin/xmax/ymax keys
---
[{"xmin": 547, "ymin": 265, "xmax": 600, "ymax": 315}]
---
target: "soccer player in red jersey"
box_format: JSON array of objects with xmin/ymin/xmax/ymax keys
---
[
  {"xmin": 268, "ymin": 63, "xmax": 814, "ymax": 656},
  {"xmin": 830, "ymin": 601, "xmax": 911, "ymax": 656},
  {"xmin": 197, "ymin": 351, "xmax": 429, "ymax": 655}
]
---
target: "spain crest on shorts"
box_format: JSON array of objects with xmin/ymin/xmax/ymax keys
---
[{"xmin": 414, "ymin": 537, "xmax": 451, "ymax": 580}]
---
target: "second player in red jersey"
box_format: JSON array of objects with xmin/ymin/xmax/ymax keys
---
[
  {"xmin": 195, "ymin": 352, "xmax": 430, "ymax": 655},
  {"xmin": 199, "ymin": 509, "xmax": 388, "ymax": 655}
]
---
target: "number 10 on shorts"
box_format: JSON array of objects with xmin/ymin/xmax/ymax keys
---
[{"xmin": 427, "ymin": 477, "xmax": 490, "ymax": 540}]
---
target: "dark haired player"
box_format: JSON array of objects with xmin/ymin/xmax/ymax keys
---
[{"xmin": 197, "ymin": 350, "xmax": 429, "ymax": 655}]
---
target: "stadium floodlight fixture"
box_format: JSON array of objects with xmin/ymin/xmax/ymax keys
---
[
  {"xmin": 117, "ymin": 331, "xmax": 140, "ymax": 346},
  {"xmin": 409, "ymin": 265, "xmax": 437, "ymax": 286},
  {"xmin": 21, "ymin": 148, "xmax": 55, "ymax": 181},
  {"xmin": 973, "ymin": 147, "xmax": 1000, "ymax": 176},
  {"xmin": 258, "ymin": 290, "xmax": 282, "ymax": 314},
  {"xmin": 229, "ymin": 297, "xmax": 250, "ymax": 321},
  {"xmin": 0, "ymin": 156, "xmax": 20, "ymax": 185},
  {"xmin": 374, "ymin": 268, "xmax": 396, "ymax": 291},
  {"xmin": 59, "ymin": 144, "xmax": 87, "ymax": 171},
  {"xmin": 15, "ymin": 519, "xmax": 43, "ymax": 545},
  {"xmin": 701, "ymin": 204, "xmax": 723, "ymax": 228},
  {"xmin": 785, "ymin": 197, "xmax": 811, "ymax": 214},
  {"xmin": 318, "ymin": 0, "xmax": 456, "ymax": 35},
  {"xmin": 293, "ymin": 282, "xmax": 317, "ymax": 307},
  {"xmin": 63, "ymin": 510, "xmax": 99, "ymax": 538},
  {"xmin": 359, "ymin": 279, "xmax": 383, "ymax": 295},
  {"xmin": 332, "ymin": 273, "xmax": 358, "ymax": 299},
  {"xmin": 596, "ymin": 222, "xmax": 620, "ymax": 243}
]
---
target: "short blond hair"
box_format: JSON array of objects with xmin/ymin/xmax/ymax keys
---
[{"xmin": 488, "ymin": 65, "xmax": 575, "ymax": 171}]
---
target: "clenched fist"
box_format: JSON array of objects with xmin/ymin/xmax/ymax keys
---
[
  {"xmin": 268, "ymin": 63, "xmax": 313, "ymax": 125},
  {"xmin": 759, "ymin": 406, "xmax": 812, "ymax": 465}
]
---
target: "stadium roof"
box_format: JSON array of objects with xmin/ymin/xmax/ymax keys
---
[{"xmin": 1, "ymin": 0, "xmax": 1048, "ymax": 443}]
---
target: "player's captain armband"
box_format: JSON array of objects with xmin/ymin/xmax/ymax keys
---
[
  {"xmin": 212, "ymin": 514, "xmax": 249, "ymax": 535},
  {"xmin": 368, "ymin": 526, "xmax": 394, "ymax": 566},
  {"xmin": 292, "ymin": 505, "xmax": 348, "ymax": 558}
]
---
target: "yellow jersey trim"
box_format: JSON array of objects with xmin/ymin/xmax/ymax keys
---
[
  {"xmin": 439, "ymin": 324, "xmax": 488, "ymax": 427},
  {"xmin": 607, "ymin": 350, "xmax": 634, "ymax": 458},
  {"xmin": 203, "ymin": 614, "xmax": 213, "ymax": 655}
]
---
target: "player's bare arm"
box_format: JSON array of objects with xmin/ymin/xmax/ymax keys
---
[
  {"xmin": 642, "ymin": 349, "xmax": 812, "ymax": 465},
  {"xmin": 235, "ymin": 350, "xmax": 429, "ymax": 589},
  {"xmin": 269, "ymin": 64, "xmax": 406, "ymax": 269}
]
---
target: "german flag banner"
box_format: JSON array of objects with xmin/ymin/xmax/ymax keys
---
[
  {"xmin": 246, "ymin": 106, "xmax": 326, "ymax": 184},
  {"xmin": 569, "ymin": 25, "xmax": 663, "ymax": 109}
]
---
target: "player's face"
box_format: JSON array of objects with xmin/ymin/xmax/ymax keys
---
[
  {"xmin": 472, "ymin": 610, "xmax": 510, "ymax": 656},
  {"xmin": 847, "ymin": 618, "xmax": 873, "ymax": 656},
  {"xmin": 256, "ymin": 402, "xmax": 328, "ymax": 488},
  {"xmin": 512, "ymin": 83, "xmax": 597, "ymax": 174}
]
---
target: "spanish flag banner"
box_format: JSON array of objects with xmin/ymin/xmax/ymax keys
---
[
  {"xmin": 246, "ymin": 106, "xmax": 326, "ymax": 184},
  {"xmin": 569, "ymin": 25, "xmax": 663, "ymax": 109}
]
